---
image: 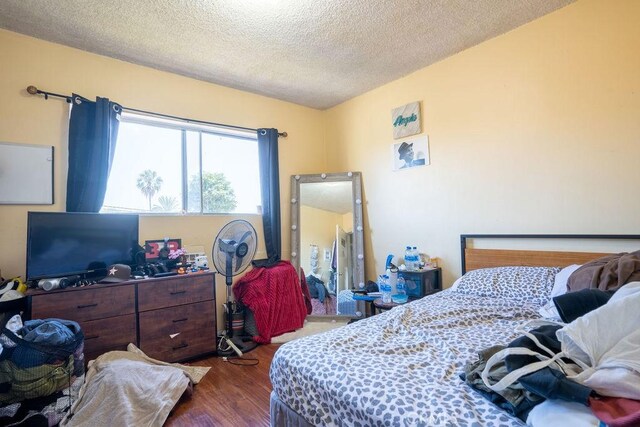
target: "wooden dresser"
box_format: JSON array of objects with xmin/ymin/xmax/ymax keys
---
[{"xmin": 28, "ymin": 272, "xmax": 216, "ymax": 363}]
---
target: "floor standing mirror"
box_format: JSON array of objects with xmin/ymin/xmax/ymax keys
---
[{"xmin": 290, "ymin": 172, "xmax": 365, "ymax": 317}]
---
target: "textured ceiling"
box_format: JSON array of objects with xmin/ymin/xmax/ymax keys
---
[
  {"xmin": 0, "ymin": 0, "xmax": 574, "ymax": 109},
  {"xmin": 301, "ymin": 182, "xmax": 353, "ymax": 215}
]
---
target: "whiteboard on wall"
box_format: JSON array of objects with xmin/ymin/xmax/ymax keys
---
[{"xmin": 0, "ymin": 142, "xmax": 54, "ymax": 204}]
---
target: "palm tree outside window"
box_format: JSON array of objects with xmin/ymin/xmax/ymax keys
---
[{"xmin": 136, "ymin": 169, "xmax": 163, "ymax": 211}]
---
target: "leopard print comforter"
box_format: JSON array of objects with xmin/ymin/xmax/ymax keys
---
[{"xmin": 270, "ymin": 290, "xmax": 542, "ymax": 426}]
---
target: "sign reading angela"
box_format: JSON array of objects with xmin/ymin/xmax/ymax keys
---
[{"xmin": 391, "ymin": 101, "xmax": 421, "ymax": 139}]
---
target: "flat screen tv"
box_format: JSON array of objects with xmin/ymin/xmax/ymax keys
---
[{"xmin": 26, "ymin": 212, "xmax": 139, "ymax": 281}]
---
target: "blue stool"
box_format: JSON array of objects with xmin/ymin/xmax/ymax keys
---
[{"xmin": 352, "ymin": 293, "xmax": 378, "ymax": 317}]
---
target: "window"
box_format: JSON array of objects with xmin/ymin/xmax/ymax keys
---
[{"xmin": 102, "ymin": 113, "xmax": 262, "ymax": 214}]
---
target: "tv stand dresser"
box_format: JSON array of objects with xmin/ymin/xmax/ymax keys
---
[{"xmin": 28, "ymin": 271, "xmax": 216, "ymax": 363}]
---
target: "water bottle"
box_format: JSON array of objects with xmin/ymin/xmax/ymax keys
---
[
  {"xmin": 377, "ymin": 274, "xmax": 385, "ymax": 292},
  {"xmin": 405, "ymin": 246, "xmax": 419, "ymax": 271},
  {"xmin": 404, "ymin": 246, "xmax": 413, "ymax": 270},
  {"xmin": 381, "ymin": 275, "xmax": 392, "ymax": 303},
  {"xmin": 396, "ymin": 277, "xmax": 406, "ymax": 298}
]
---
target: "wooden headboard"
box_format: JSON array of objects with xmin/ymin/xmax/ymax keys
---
[{"xmin": 461, "ymin": 234, "xmax": 640, "ymax": 274}]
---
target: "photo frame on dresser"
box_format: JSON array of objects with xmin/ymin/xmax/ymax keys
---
[{"xmin": 144, "ymin": 239, "xmax": 182, "ymax": 260}]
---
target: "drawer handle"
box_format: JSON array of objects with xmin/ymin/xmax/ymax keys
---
[
  {"xmin": 85, "ymin": 335, "xmax": 100, "ymax": 340},
  {"xmin": 170, "ymin": 290, "xmax": 187, "ymax": 295},
  {"xmin": 172, "ymin": 318, "xmax": 188, "ymax": 323},
  {"xmin": 172, "ymin": 343, "xmax": 188, "ymax": 350},
  {"xmin": 77, "ymin": 303, "xmax": 98, "ymax": 309}
]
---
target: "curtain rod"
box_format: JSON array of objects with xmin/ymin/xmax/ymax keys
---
[{"xmin": 26, "ymin": 85, "xmax": 288, "ymax": 138}]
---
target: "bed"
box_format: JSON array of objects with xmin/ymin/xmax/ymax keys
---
[{"xmin": 269, "ymin": 234, "xmax": 640, "ymax": 426}]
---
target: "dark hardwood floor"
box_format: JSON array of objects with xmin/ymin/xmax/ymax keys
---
[{"xmin": 165, "ymin": 344, "xmax": 280, "ymax": 427}]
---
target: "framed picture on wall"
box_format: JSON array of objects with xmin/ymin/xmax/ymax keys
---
[
  {"xmin": 392, "ymin": 135, "xmax": 430, "ymax": 171},
  {"xmin": 0, "ymin": 142, "xmax": 54, "ymax": 204},
  {"xmin": 391, "ymin": 101, "xmax": 421, "ymax": 139}
]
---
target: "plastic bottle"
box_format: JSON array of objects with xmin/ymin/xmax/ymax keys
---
[
  {"xmin": 381, "ymin": 275, "xmax": 392, "ymax": 303},
  {"xmin": 405, "ymin": 246, "xmax": 419, "ymax": 271},
  {"xmin": 386, "ymin": 267, "xmax": 398, "ymax": 295},
  {"xmin": 404, "ymin": 246, "xmax": 413, "ymax": 270}
]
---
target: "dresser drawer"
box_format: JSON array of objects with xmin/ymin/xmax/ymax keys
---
[
  {"xmin": 30, "ymin": 285, "xmax": 135, "ymax": 322},
  {"xmin": 138, "ymin": 301, "xmax": 216, "ymax": 361},
  {"xmin": 137, "ymin": 274, "xmax": 214, "ymax": 312},
  {"xmin": 82, "ymin": 314, "xmax": 137, "ymax": 361}
]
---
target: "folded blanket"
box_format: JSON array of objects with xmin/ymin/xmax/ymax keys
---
[
  {"xmin": 567, "ymin": 250, "xmax": 640, "ymax": 292},
  {"xmin": 233, "ymin": 261, "xmax": 307, "ymax": 343}
]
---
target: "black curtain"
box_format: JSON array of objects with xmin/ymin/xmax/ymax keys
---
[
  {"xmin": 66, "ymin": 94, "xmax": 121, "ymax": 212},
  {"xmin": 253, "ymin": 128, "xmax": 281, "ymax": 268}
]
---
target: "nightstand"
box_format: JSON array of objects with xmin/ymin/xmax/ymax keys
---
[{"xmin": 398, "ymin": 267, "xmax": 442, "ymax": 298}]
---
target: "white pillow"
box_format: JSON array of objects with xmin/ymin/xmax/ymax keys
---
[
  {"xmin": 526, "ymin": 400, "xmax": 600, "ymax": 427},
  {"xmin": 450, "ymin": 276, "xmax": 462, "ymax": 291},
  {"xmin": 538, "ymin": 264, "xmax": 582, "ymax": 320},
  {"xmin": 550, "ymin": 264, "xmax": 582, "ymax": 298}
]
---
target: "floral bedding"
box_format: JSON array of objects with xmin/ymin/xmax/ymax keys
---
[{"xmin": 270, "ymin": 290, "xmax": 543, "ymax": 426}]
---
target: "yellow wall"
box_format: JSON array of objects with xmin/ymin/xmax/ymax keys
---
[
  {"xmin": 342, "ymin": 212, "xmax": 353, "ymax": 233},
  {"xmin": 300, "ymin": 205, "xmax": 340, "ymax": 283},
  {"xmin": 325, "ymin": 0, "xmax": 640, "ymax": 286},
  {"xmin": 2, "ymin": 0, "xmax": 640, "ymax": 305},
  {"xmin": 0, "ymin": 29, "xmax": 325, "ymax": 329}
]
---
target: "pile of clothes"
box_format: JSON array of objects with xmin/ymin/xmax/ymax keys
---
[
  {"xmin": 61, "ymin": 344, "xmax": 209, "ymax": 427},
  {"xmin": 462, "ymin": 282, "xmax": 640, "ymax": 426},
  {"xmin": 0, "ymin": 315, "xmax": 85, "ymax": 426},
  {"xmin": 306, "ymin": 274, "xmax": 331, "ymax": 302},
  {"xmin": 300, "ymin": 270, "xmax": 337, "ymax": 315},
  {"xmin": 234, "ymin": 260, "xmax": 308, "ymax": 343}
]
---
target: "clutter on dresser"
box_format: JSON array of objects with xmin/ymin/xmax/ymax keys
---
[
  {"xmin": 143, "ymin": 237, "xmax": 182, "ymax": 261},
  {"xmin": 0, "ymin": 276, "xmax": 27, "ymax": 300}
]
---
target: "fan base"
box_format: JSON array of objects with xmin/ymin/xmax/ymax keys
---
[{"xmin": 217, "ymin": 335, "xmax": 259, "ymax": 357}]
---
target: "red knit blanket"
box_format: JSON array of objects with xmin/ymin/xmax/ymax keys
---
[{"xmin": 233, "ymin": 261, "xmax": 307, "ymax": 343}]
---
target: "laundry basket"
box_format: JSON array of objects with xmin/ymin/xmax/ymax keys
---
[
  {"xmin": 0, "ymin": 317, "xmax": 85, "ymax": 405},
  {"xmin": 337, "ymin": 290, "xmax": 357, "ymax": 315}
]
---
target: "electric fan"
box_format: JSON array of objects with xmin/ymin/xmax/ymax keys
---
[{"xmin": 212, "ymin": 219, "xmax": 258, "ymax": 357}]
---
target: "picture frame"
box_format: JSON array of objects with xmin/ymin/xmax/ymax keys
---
[
  {"xmin": 392, "ymin": 135, "xmax": 430, "ymax": 171},
  {"xmin": 391, "ymin": 101, "xmax": 421, "ymax": 139},
  {"xmin": 144, "ymin": 238, "xmax": 182, "ymax": 260},
  {"xmin": 0, "ymin": 142, "xmax": 54, "ymax": 204}
]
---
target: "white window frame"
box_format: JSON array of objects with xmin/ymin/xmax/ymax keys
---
[{"xmin": 110, "ymin": 111, "xmax": 260, "ymax": 216}]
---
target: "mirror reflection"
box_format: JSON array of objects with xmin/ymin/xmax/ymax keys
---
[{"xmin": 291, "ymin": 173, "xmax": 365, "ymax": 317}]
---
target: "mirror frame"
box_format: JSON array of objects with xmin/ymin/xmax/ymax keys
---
[{"xmin": 290, "ymin": 172, "xmax": 365, "ymax": 290}]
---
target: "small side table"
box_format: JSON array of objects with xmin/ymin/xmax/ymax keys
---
[
  {"xmin": 373, "ymin": 298, "xmax": 400, "ymax": 314},
  {"xmin": 352, "ymin": 292, "xmax": 378, "ymax": 317},
  {"xmin": 373, "ymin": 289, "xmax": 442, "ymax": 315},
  {"xmin": 398, "ymin": 268, "xmax": 442, "ymax": 298}
]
